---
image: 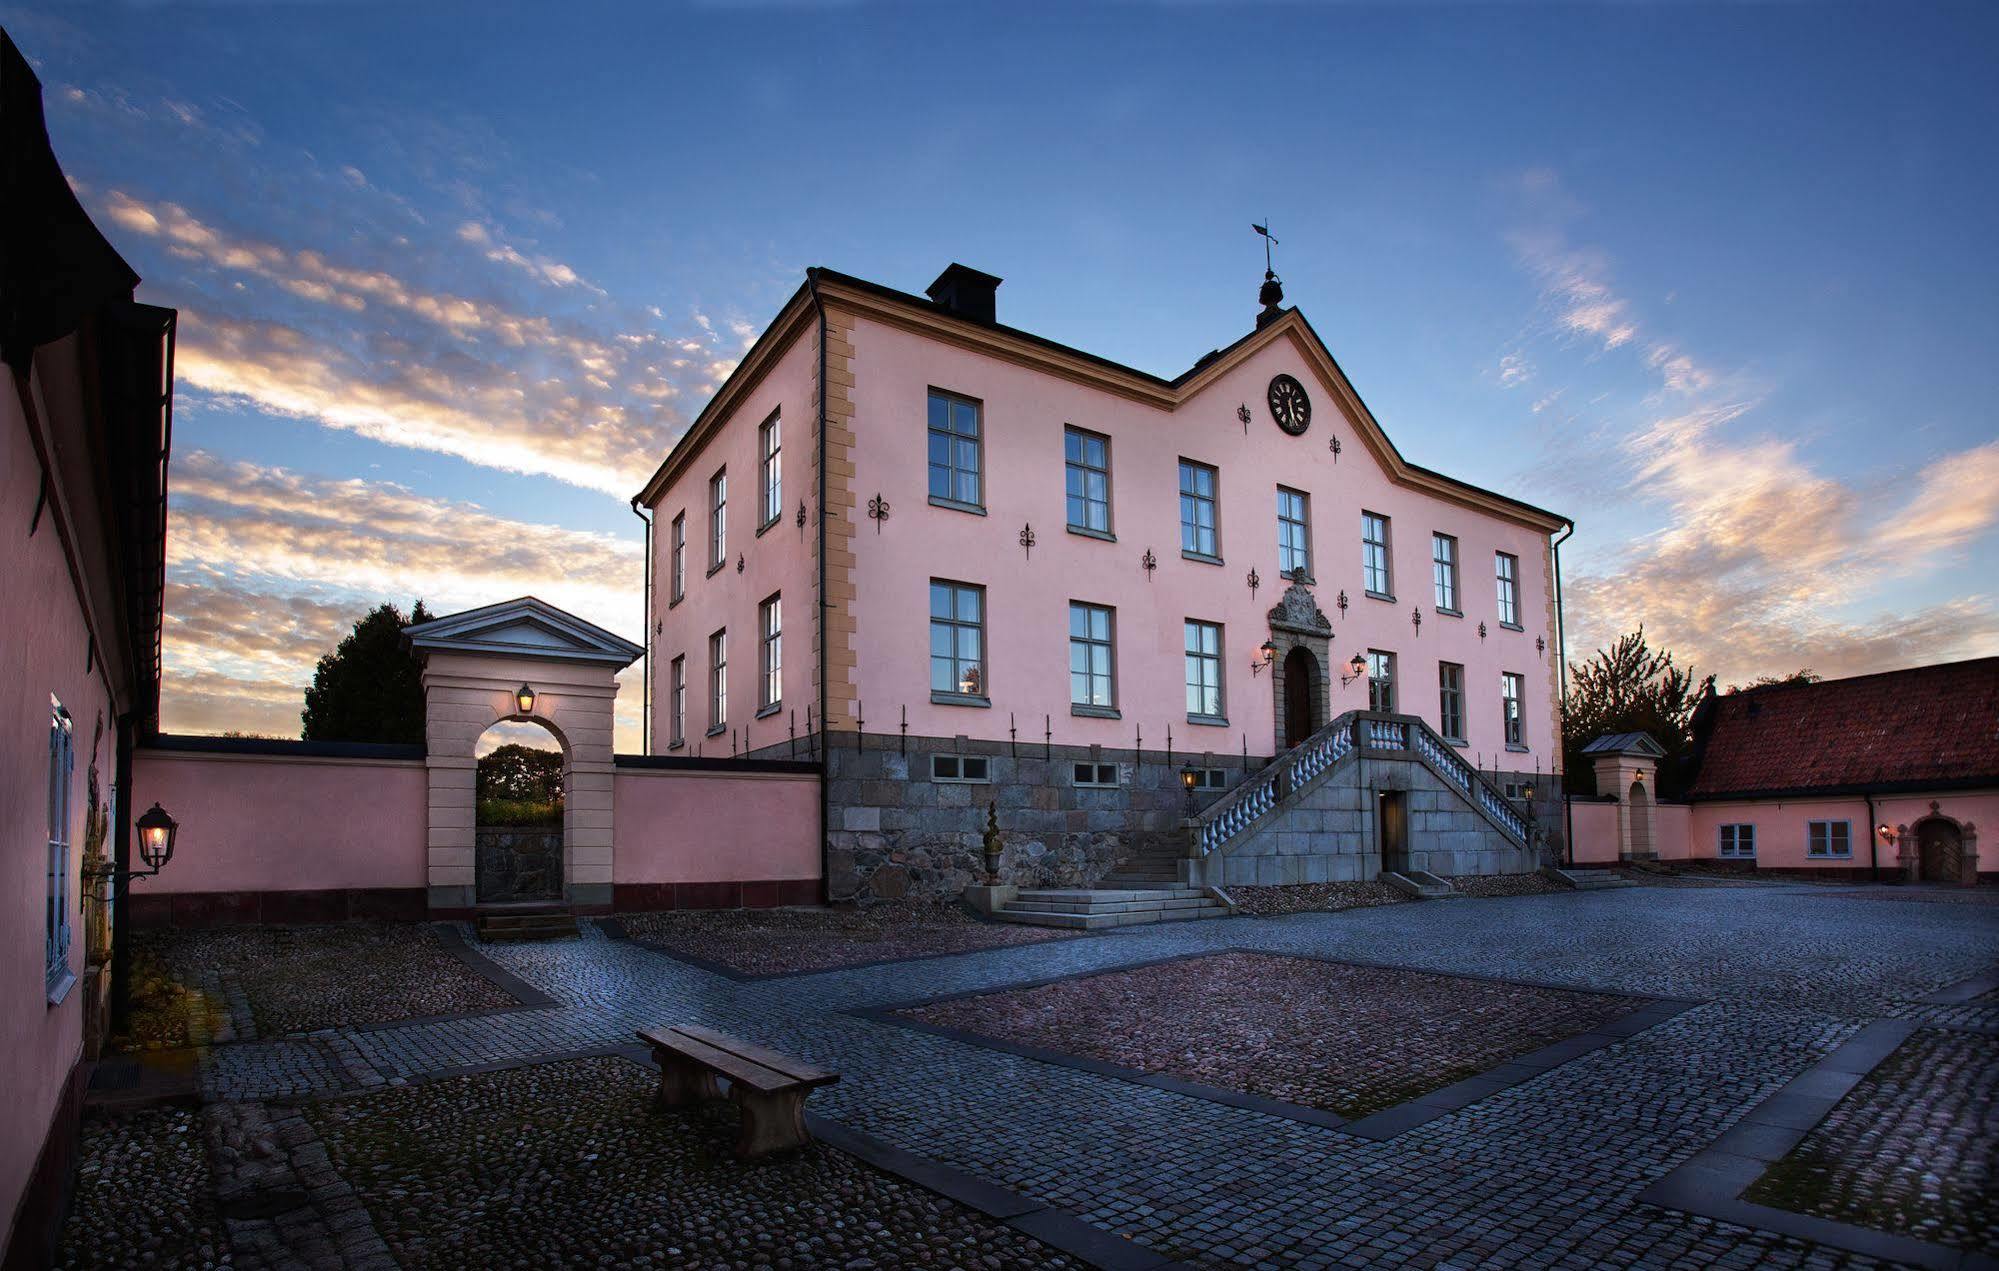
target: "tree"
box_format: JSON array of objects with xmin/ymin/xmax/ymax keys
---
[
  {"xmin": 300, "ymin": 601, "xmax": 433, "ymax": 744},
  {"xmin": 477, "ymin": 743, "xmax": 565, "ymax": 803},
  {"xmin": 1725, "ymin": 669, "xmax": 1820, "ymax": 694},
  {"xmin": 1561, "ymin": 629, "xmax": 1711, "ymax": 798}
]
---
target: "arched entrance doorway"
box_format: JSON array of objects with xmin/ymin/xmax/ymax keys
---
[
  {"xmin": 1915, "ymin": 817, "xmax": 1965, "ymax": 884},
  {"xmin": 1627, "ymin": 780, "xmax": 1654, "ymax": 858},
  {"xmin": 1283, "ymin": 646, "xmax": 1320, "ymax": 748},
  {"xmin": 474, "ymin": 719, "xmax": 567, "ymax": 904}
]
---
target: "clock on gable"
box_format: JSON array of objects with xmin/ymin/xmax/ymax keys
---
[{"xmin": 1267, "ymin": 373, "xmax": 1311, "ymax": 436}]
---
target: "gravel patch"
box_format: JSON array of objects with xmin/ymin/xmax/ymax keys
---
[
  {"xmin": 140, "ymin": 923, "xmax": 517, "ymax": 1037},
  {"xmin": 1745, "ymin": 1027, "xmax": 1999, "ymax": 1255},
  {"xmin": 57, "ymin": 1108, "xmax": 226, "ymax": 1269},
  {"xmin": 620, "ymin": 901, "xmax": 1074, "ymax": 976},
  {"xmin": 1227, "ymin": 880, "xmax": 1410, "ymax": 917},
  {"xmin": 305, "ymin": 1055, "xmax": 1077, "ymax": 1269},
  {"xmin": 1442, "ymin": 872, "xmax": 1565, "ymax": 899},
  {"xmin": 900, "ymin": 950, "xmax": 1639, "ymax": 1118}
]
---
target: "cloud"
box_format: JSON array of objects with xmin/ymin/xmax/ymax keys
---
[
  {"xmin": 456, "ymin": 219, "xmax": 605, "ymax": 295},
  {"xmin": 1497, "ymin": 352, "xmax": 1533, "ymax": 388},
  {"xmin": 161, "ymin": 454, "xmax": 647, "ymax": 748}
]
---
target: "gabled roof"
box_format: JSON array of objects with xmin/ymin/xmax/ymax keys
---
[
  {"xmin": 405, "ymin": 596, "xmax": 642, "ymax": 667},
  {"xmin": 1582, "ymin": 732, "xmax": 1668, "ymax": 758},
  {"xmin": 634, "ymin": 266, "xmax": 1571, "ymax": 535},
  {"xmin": 1688, "ymin": 658, "xmax": 1999, "ymax": 800}
]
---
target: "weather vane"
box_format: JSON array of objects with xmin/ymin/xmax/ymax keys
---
[
  {"xmin": 1253, "ymin": 220, "xmax": 1278, "ymax": 272},
  {"xmin": 1253, "ymin": 222, "xmax": 1284, "ymax": 322}
]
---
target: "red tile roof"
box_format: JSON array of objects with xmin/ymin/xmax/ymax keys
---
[{"xmin": 1689, "ymin": 658, "xmax": 1999, "ymax": 799}]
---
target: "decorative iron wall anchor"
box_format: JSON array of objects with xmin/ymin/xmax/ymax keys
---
[
  {"xmin": 1236, "ymin": 402, "xmax": 1252, "ymax": 434},
  {"xmin": 1019, "ymin": 523, "xmax": 1036, "ymax": 559},
  {"xmin": 1536, "ymin": 635, "xmax": 1547, "ymax": 657},
  {"xmin": 1328, "ymin": 435, "xmax": 1342, "ymax": 462},
  {"xmin": 1247, "ymin": 566, "xmax": 1261, "ymax": 597},
  {"xmin": 1478, "ymin": 621, "xmax": 1488, "ymax": 642},
  {"xmin": 1142, "ymin": 548, "xmax": 1158, "ymax": 578},
  {"xmin": 796, "ymin": 499, "xmax": 807, "ymax": 532},
  {"xmin": 1336, "ymin": 589, "xmax": 1349, "ymax": 617},
  {"xmin": 867, "ymin": 493, "xmax": 890, "ymax": 532},
  {"xmin": 1411, "ymin": 607, "xmax": 1422, "ymax": 635},
  {"xmin": 736, "ymin": 553, "xmax": 745, "ymax": 574}
]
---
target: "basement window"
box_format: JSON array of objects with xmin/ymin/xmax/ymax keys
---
[
  {"xmin": 1072, "ymin": 762, "xmax": 1120, "ymax": 788},
  {"xmin": 1187, "ymin": 768, "xmax": 1228, "ymax": 790},
  {"xmin": 931, "ymin": 754, "xmax": 990, "ymax": 783}
]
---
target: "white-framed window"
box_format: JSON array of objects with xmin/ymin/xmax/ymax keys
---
[
  {"xmin": 1362, "ymin": 512, "xmax": 1392, "ymax": 597},
  {"xmin": 669, "ymin": 513, "xmax": 686, "ymax": 604},
  {"xmin": 927, "ymin": 388, "xmax": 983, "ymax": 509},
  {"xmin": 669, "ymin": 655, "xmax": 686, "ymax": 747},
  {"xmin": 758, "ymin": 594, "xmax": 782, "ymax": 710},
  {"xmin": 1368, "ymin": 650, "xmax": 1396, "ymax": 713},
  {"xmin": 1502, "ymin": 672, "xmax": 1525, "ymax": 748},
  {"xmin": 708, "ymin": 629, "xmax": 727, "ymax": 732},
  {"xmin": 1808, "ymin": 820, "xmax": 1852, "ymax": 858},
  {"xmin": 930, "ymin": 580, "xmax": 986, "ymax": 700},
  {"xmin": 1277, "ymin": 487, "xmax": 1311, "ymax": 579},
  {"xmin": 758, "ymin": 411, "xmax": 782, "ymax": 528},
  {"xmin": 1718, "ymin": 824, "xmax": 1756, "ymax": 858},
  {"xmin": 1069, "ymin": 602, "xmax": 1116, "ymax": 710},
  {"xmin": 708, "ymin": 469, "xmax": 727, "ymax": 570},
  {"xmin": 46, "ymin": 698, "xmax": 74, "ymax": 1000},
  {"xmin": 1438, "ymin": 661, "xmax": 1465, "ymax": 742},
  {"xmin": 931, "ymin": 753, "xmax": 990, "ymax": 783},
  {"xmin": 1072, "ymin": 762, "xmax": 1120, "ymax": 788},
  {"xmin": 1186, "ymin": 768, "xmax": 1229, "ymax": 790},
  {"xmin": 1185, "ymin": 620, "xmax": 1224, "ymax": 720},
  {"xmin": 1179, "ymin": 460, "xmax": 1219, "ymax": 559},
  {"xmin": 1064, "ymin": 427, "xmax": 1112, "ymax": 535},
  {"xmin": 1432, "ymin": 533, "xmax": 1459, "ymax": 612},
  {"xmin": 1496, "ymin": 552, "xmax": 1520, "ymax": 628}
]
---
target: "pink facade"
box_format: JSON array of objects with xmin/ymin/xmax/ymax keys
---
[
  {"xmin": 1570, "ymin": 800, "xmax": 1691, "ymax": 865},
  {"xmin": 645, "ymin": 332, "xmax": 818, "ymax": 756},
  {"xmin": 613, "ymin": 766, "xmax": 820, "ymax": 905},
  {"xmin": 1686, "ymin": 792, "xmax": 1997, "ymax": 874},
  {"xmin": 130, "ymin": 750, "xmax": 428, "ymax": 898}
]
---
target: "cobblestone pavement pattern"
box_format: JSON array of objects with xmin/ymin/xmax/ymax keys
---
[
  {"xmin": 1744, "ymin": 1025, "xmax": 1999, "ymax": 1256},
  {"xmin": 121, "ymin": 885, "xmax": 1999, "ymax": 1266},
  {"xmin": 618, "ymin": 900, "xmax": 1075, "ymax": 976},
  {"xmin": 141, "ymin": 924, "xmax": 517, "ymax": 1038},
  {"xmin": 898, "ymin": 950, "xmax": 1639, "ymax": 1117}
]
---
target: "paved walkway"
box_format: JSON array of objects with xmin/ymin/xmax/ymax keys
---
[{"xmin": 204, "ymin": 884, "xmax": 1999, "ymax": 1268}]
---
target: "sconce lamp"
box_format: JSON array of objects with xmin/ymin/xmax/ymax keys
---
[
  {"xmin": 1250, "ymin": 640, "xmax": 1278, "ymax": 676},
  {"xmin": 135, "ymin": 803, "xmax": 179, "ymax": 872},
  {"xmin": 516, "ymin": 684, "xmax": 536, "ymax": 714},
  {"xmin": 1339, "ymin": 652, "xmax": 1369, "ymax": 687}
]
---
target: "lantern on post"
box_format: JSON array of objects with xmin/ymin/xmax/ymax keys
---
[{"xmin": 1179, "ymin": 765, "xmax": 1200, "ymax": 813}]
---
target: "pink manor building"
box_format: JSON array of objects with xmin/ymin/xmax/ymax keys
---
[{"xmin": 637, "ymin": 263, "xmax": 1573, "ymax": 901}]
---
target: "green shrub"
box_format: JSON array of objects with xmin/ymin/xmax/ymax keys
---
[{"xmin": 478, "ymin": 797, "xmax": 563, "ymax": 827}]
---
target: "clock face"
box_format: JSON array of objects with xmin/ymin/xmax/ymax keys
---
[{"xmin": 1267, "ymin": 373, "xmax": 1311, "ymax": 436}]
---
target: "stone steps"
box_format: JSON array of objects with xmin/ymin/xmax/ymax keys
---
[
  {"xmin": 1541, "ymin": 866, "xmax": 1639, "ymax": 891},
  {"xmin": 1383, "ymin": 870, "xmax": 1457, "ymax": 900},
  {"xmin": 475, "ymin": 910, "xmax": 580, "ymax": 941},
  {"xmin": 993, "ymin": 886, "xmax": 1231, "ymax": 930}
]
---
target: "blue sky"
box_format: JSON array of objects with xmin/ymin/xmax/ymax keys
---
[{"xmin": 11, "ymin": 1, "xmax": 1996, "ymax": 743}]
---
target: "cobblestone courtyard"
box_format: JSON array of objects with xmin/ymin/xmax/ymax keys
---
[{"xmin": 61, "ymin": 883, "xmax": 1999, "ymax": 1268}]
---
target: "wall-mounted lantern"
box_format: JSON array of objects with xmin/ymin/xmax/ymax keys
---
[
  {"xmin": 1250, "ymin": 640, "xmax": 1278, "ymax": 676},
  {"xmin": 1339, "ymin": 652, "xmax": 1368, "ymax": 687},
  {"xmin": 1180, "ymin": 765, "xmax": 1200, "ymax": 813},
  {"xmin": 516, "ymin": 684, "xmax": 537, "ymax": 714},
  {"xmin": 87, "ymin": 802, "xmax": 180, "ymax": 900}
]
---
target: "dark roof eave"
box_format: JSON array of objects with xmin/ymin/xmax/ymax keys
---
[{"xmin": 1689, "ymin": 774, "xmax": 1999, "ymax": 803}]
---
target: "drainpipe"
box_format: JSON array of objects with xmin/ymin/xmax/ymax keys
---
[
  {"xmin": 807, "ymin": 271, "xmax": 831, "ymax": 905},
  {"xmin": 629, "ymin": 498, "xmax": 652, "ymax": 754},
  {"xmin": 1551, "ymin": 518, "xmax": 1576, "ymax": 866},
  {"xmin": 109, "ymin": 709, "xmax": 136, "ymax": 1034}
]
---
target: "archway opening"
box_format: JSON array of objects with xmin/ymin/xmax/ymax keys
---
[
  {"xmin": 1627, "ymin": 778, "xmax": 1653, "ymax": 859},
  {"xmin": 1914, "ymin": 816, "xmax": 1964, "ymax": 884},
  {"xmin": 474, "ymin": 719, "xmax": 568, "ymax": 905},
  {"xmin": 1282, "ymin": 646, "xmax": 1320, "ymax": 748}
]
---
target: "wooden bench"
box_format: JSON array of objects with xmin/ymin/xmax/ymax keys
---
[{"xmin": 635, "ymin": 1024, "xmax": 840, "ymax": 1158}]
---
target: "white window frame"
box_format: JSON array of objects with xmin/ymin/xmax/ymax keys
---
[
  {"xmin": 708, "ymin": 629, "xmax": 727, "ymax": 733},
  {"xmin": 930, "ymin": 580, "xmax": 987, "ymax": 701},
  {"xmin": 758, "ymin": 594, "xmax": 782, "ymax": 712},
  {"xmin": 1432, "ymin": 533, "xmax": 1460, "ymax": 613},
  {"xmin": 1185, "ymin": 619, "xmax": 1225, "ymax": 721},
  {"xmin": 1718, "ymin": 823, "xmax": 1756, "ymax": 858},
  {"xmin": 927, "ymin": 388, "xmax": 984, "ymax": 511},
  {"xmin": 708, "ymin": 469, "xmax": 727, "ymax": 571},
  {"xmin": 669, "ymin": 655, "xmax": 686, "ymax": 747},
  {"xmin": 1069, "ymin": 602, "xmax": 1116, "ymax": 711},
  {"xmin": 1502, "ymin": 672, "xmax": 1526, "ymax": 749},
  {"xmin": 1362, "ymin": 511, "xmax": 1393, "ymax": 598},
  {"xmin": 1808, "ymin": 820, "xmax": 1852, "ymax": 859},
  {"xmin": 47, "ymin": 698, "xmax": 75, "ymax": 1002},
  {"xmin": 1438, "ymin": 661, "xmax": 1466, "ymax": 742},
  {"xmin": 669, "ymin": 513, "xmax": 686, "ymax": 604},
  {"xmin": 1178, "ymin": 459, "xmax": 1220, "ymax": 560},
  {"xmin": 1368, "ymin": 650, "xmax": 1396, "ymax": 713},
  {"xmin": 1064, "ymin": 426, "xmax": 1113, "ymax": 536},
  {"xmin": 1495, "ymin": 551, "xmax": 1520, "ymax": 628},
  {"xmin": 758, "ymin": 411, "xmax": 782, "ymax": 529},
  {"xmin": 1277, "ymin": 486, "xmax": 1312, "ymax": 580}
]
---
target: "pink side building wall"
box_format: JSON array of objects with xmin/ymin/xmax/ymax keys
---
[
  {"xmin": 1, "ymin": 359, "xmax": 113, "ymax": 1261},
  {"xmin": 1571, "ymin": 791, "xmax": 1996, "ymax": 872},
  {"xmin": 612, "ymin": 767, "xmax": 821, "ymax": 908}
]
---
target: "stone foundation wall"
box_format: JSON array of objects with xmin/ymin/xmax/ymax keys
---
[{"xmin": 824, "ymin": 733, "xmax": 1257, "ymax": 902}]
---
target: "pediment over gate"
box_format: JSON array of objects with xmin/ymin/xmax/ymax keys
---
[
  {"xmin": 406, "ymin": 596, "xmax": 643, "ymax": 667},
  {"xmin": 1267, "ymin": 581, "xmax": 1332, "ymax": 638}
]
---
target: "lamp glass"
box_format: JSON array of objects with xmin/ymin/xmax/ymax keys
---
[
  {"xmin": 516, "ymin": 684, "xmax": 535, "ymax": 713},
  {"xmin": 135, "ymin": 802, "xmax": 178, "ymax": 870}
]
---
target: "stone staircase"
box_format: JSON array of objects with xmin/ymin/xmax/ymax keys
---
[
  {"xmin": 475, "ymin": 906, "xmax": 580, "ymax": 941},
  {"xmin": 1541, "ymin": 866, "xmax": 1639, "ymax": 892},
  {"xmin": 993, "ymin": 887, "xmax": 1231, "ymax": 930}
]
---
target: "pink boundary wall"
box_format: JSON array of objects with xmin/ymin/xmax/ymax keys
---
[
  {"xmin": 124, "ymin": 746, "xmax": 823, "ymax": 922},
  {"xmin": 1570, "ymin": 801, "xmax": 1690, "ymax": 865},
  {"xmin": 1571, "ymin": 791, "xmax": 1996, "ymax": 873}
]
